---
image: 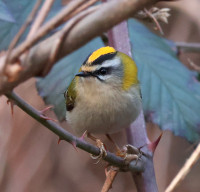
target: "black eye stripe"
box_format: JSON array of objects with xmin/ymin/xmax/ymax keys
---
[{"xmin": 93, "ymin": 67, "xmax": 112, "ymax": 76}]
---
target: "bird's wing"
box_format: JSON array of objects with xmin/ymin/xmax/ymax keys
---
[{"xmin": 65, "ymin": 78, "xmax": 77, "ymax": 112}]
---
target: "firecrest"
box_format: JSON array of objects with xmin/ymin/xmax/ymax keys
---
[{"xmin": 65, "ymin": 46, "xmax": 142, "ymax": 136}]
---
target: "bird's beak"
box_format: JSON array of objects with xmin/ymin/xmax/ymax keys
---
[{"xmin": 75, "ymin": 71, "xmax": 91, "ymax": 77}]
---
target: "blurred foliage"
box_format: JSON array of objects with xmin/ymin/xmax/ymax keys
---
[
  {"xmin": 128, "ymin": 19, "xmax": 200, "ymax": 142},
  {"xmin": 197, "ymin": 73, "xmax": 200, "ymax": 82},
  {"xmin": 0, "ymin": 0, "xmax": 62, "ymax": 50},
  {"xmin": 0, "ymin": 1, "xmax": 15, "ymax": 23}
]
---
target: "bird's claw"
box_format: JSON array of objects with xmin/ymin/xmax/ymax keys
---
[
  {"xmin": 91, "ymin": 139, "xmax": 107, "ymax": 164},
  {"xmin": 121, "ymin": 144, "xmax": 143, "ymax": 165}
]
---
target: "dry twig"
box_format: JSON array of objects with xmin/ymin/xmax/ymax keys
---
[
  {"xmin": 27, "ymin": 0, "xmax": 55, "ymax": 40},
  {"xmin": 4, "ymin": 0, "xmax": 42, "ymax": 68},
  {"xmin": 165, "ymin": 143, "xmax": 200, "ymax": 192},
  {"xmin": 101, "ymin": 167, "xmax": 119, "ymax": 192},
  {"xmin": 176, "ymin": 42, "xmax": 200, "ymax": 53},
  {"xmin": 187, "ymin": 58, "xmax": 200, "ymax": 72},
  {"xmin": 43, "ymin": 4, "xmax": 99, "ymax": 75},
  {"xmin": 9, "ymin": 0, "xmax": 91, "ymax": 63},
  {"xmin": 144, "ymin": 8, "xmax": 164, "ymax": 35}
]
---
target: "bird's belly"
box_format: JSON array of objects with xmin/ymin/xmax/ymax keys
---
[{"xmin": 66, "ymin": 89, "xmax": 141, "ymax": 136}]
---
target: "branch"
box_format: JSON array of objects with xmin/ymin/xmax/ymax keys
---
[
  {"xmin": 27, "ymin": 0, "xmax": 55, "ymax": 40},
  {"xmin": 101, "ymin": 167, "xmax": 119, "ymax": 192},
  {"xmin": 3, "ymin": 0, "xmax": 42, "ymax": 70},
  {"xmin": 106, "ymin": 5, "xmax": 158, "ymax": 190},
  {"xmin": 5, "ymin": 91, "xmax": 144, "ymax": 173},
  {"xmin": 9, "ymin": 0, "xmax": 95, "ymax": 63},
  {"xmin": 0, "ymin": 0, "xmax": 161, "ymax": 95},
  {"xmin": 175, "ymin": 42, "xmax": 200, "ymax": 53},
  {"xmin": 165, "ymin": 142, "xmax": 200, "ymax": 192}
]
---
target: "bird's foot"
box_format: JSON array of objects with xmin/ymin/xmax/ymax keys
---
[
  {"xmin": 90, "ymin": 138, "xmax": 107, "ymax": 164},
  {"xmin": 120, "ymin": 144, "xmax": 144, "ymax": 165}
]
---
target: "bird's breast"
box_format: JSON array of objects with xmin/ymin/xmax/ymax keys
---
[{"xmin": 66, "ymin": 79, "xmax": 141, "ymax": 136}]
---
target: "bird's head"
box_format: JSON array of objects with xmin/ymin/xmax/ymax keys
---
[{"xmin": 76, "ymin": 46, "xmax": 139, "ymax": 90}]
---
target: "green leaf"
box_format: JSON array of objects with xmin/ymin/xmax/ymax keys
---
[
  {"xmin": 36, "ymin": 38, "xmax": 104, "ymax": 121},
  {"xmin": 197, "ymin": 73, "xmax": 200, "ymax": 82},
  {"xmin": 0, "ymin": 1, "xmax": 15, "ymax": 23},
  {"xmin": 0, "ymin": 0, "xmax": 62, "ymax": 50},
  {"xmin": 128, "ymin": 19, "xmax": 200, "ymax": 142}
]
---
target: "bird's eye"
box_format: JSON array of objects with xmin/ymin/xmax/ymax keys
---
[{"xmin": 99, "ymin": 68, "xmax": 107, "ymax": 76}]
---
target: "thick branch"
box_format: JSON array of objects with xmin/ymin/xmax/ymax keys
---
[
  {"xmin": 0, "ymin": 0, "xmax": 160, "ymax": 95},
  {"xmin": 108, "ymin": 20, "xmax": 158, "ymax": 192},
  {"xmin": 5, "ymin": 91, "xmax": 144, "ymax": 173}
]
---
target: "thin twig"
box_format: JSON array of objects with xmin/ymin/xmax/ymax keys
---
[
  {"xmin": 43, "ymin": 5, "xmax": 99, "ymax": 75},
  {"xmin": 101, "ymin": 167, "xmax": 119, "ymax": 192},
  {"xmin": 176, "ymin": 42, "xmax": 200, "ymax": 53},
  {"xmin": 4, "ymin": 0, "xmax": 42, "ymax": 67},
  {"xmin": 165, "ymin": 143, "xmax": 200, "ymax": 192},
  {"xmin": 69, "ymin": 0, "xmax": 99, "ymax": 18},
  {"xmin": 187, "ymin": 58, "xmax": 200, "ymax": 72},
  {"xmin": 27, "ymin": 0, "xmax": 55, "ymax": 40},
  {"xmin": 144, "ymin": 8, "xmax": 164, "ymax": 35},
  {"xmin": 5, "ymin": 91, "xmax": 144, "ymax": 172},
  {"xmin": 9, "ymin": 0, "xmax": 93, "ymax": 63}
]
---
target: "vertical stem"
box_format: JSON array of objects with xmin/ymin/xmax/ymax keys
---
[{"xmin": 107, "ymin": 14, "xmax": 158, "ymax": 192}]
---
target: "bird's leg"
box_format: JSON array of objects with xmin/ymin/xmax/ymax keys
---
[
  {"xmin": 87, "ymin": 133, "xmax": 107, "ymax": 163},
  {"xmin": 106, "ymin": 134, "xmax": 121, "ymax": 155}
]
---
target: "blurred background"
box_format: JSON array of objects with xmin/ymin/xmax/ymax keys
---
[{"xmin": 0, "ymin": 0, "xmax": 200, "ymax": 191}]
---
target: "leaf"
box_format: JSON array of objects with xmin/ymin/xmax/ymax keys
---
[
  {"xmin": 128, "ymin": 19, "xmax": 200, "ymax": 142},
  {"xmin": 0, "ymin": 0, "xmax": 62, "ymax": 51},
  {"xmin": 197, "ymin": 73, "xmax": 200, "ymax": 82},
  {"xmin": 0, "ymin": 1, "xmax": 15, "ymax": 23},
  {"xmin": 36, "ymin": 38, "xmax": 104, "ymax": 121}
]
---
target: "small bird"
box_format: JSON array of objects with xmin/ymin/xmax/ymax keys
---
[{"xmin": 65, "ymin": 46, "xmax": 142, "ymax": 137}]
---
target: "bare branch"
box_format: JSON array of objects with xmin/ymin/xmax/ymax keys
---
[
  {"xmin": 5, "ymin": 91, "xmax": 145, "ymax": 172},
  {"xmin": 101, "ymin": 167, "xmax": 119, "ymax": 192},
  {"xmin": 107, "ymin": 18, "xmax": 158, "ymax": 192},
  {"xmin": 27, "ymin": 0, "xmax": 55, "ymax": 40},
  {"xmin": 0, "ymin": 0, "xmax": 161, "ymax": 95},
  {"xmin": 4, "ymin": 0, "xmax": 42, "ymax": 68},
  {"xmin": 43, "ymin": 4, "xmax": 99, "ymax": 75},
  {"xmin": 165, "ymin": 143, "xmax": 200, "ymax": 192},
  {"xmin": 8, "ymin": 0, "xmax": 90, "ymax": 63},
  {"xmin": 176, "ymin": 42, "xmax": 200, "ymax": 53},
  {"xmin": 144, "ymin": 8, "xmax": 164, "ymax": 35}
]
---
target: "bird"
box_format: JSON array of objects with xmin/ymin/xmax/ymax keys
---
[{"xmin": 65, "ymin": 46, "xmax": 142, "ymax": 140}]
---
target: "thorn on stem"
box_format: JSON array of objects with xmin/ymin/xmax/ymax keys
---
[
  {"xmin": 147, "ymin": 132, "xmax": 163, "ymax": 153},
  {"xmin": 40, "ymin": 105, "xmax": 54, "ymax": 113},
  {"xmin": 58, "ymin": 137, "xmax": 63, "ymax": 144},
  {"xmin": 7, "ymin": 99, "xmax": 15, "ymax": 116},
  {"xmin": 40, "ymin": 114, "xmax": 58, "ymax": 122},
  {"xmin": 39, "ymin": 106, "xmax": 58, "ymax": 122},
  {"xmin": 70, "ymin": 140, "xmax": 78, "ymax": 152}
]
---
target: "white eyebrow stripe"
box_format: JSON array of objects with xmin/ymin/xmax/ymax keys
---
[
  {"xmin": 98, "ymin": 74, "xmax": 112, "ymax": 80},
  {"xmin": 100, "ymin": 57, "xmax": 121, "ymax": 68}
]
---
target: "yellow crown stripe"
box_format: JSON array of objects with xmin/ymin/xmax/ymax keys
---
[{"xmin": 88, "ymin": 46, "xmax": 116, "ymax": 63}]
